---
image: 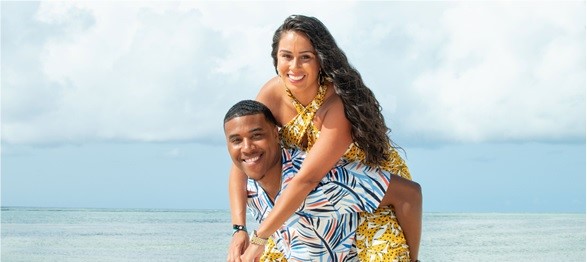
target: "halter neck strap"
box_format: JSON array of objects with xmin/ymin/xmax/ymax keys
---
[{"xmin": 284, "ymin": 85, "xmax": 327, "ymax": 114}]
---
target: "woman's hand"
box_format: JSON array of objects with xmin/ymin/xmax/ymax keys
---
[
  {"xmin": 239, "ymin": 243, "xmax": 265, "ymax": 262},
  {"xmin": 226, "ymin": 230, "xmax": 249, "ymax": 262}
]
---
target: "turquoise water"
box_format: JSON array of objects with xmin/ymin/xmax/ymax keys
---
[{"xmin": 1, "ymin": 207, "xmax": 585, "ymax": 261}]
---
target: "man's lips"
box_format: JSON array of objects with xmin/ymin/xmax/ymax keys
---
[{"xmin": 242, "ymin": 154, "xmax": 261, "ymax": 164}]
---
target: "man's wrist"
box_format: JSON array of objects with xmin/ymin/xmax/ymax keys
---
[{"xmin": 232, "ymin": 224, "xmax": 247, "ymax": 235}]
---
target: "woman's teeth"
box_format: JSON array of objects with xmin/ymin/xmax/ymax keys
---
[{"xmin": 289, "ymin": 75, "xmax": 304, "ymax": 81}]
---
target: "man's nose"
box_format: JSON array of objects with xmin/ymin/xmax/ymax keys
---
[{"xmin": 242, "ymin": 139, "xmax": 256, "ymax": 152}]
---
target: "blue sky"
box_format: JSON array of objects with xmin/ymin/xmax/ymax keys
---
[{"xmin": 2, "ymin": 1, "xmax": 585, "ymax": 212}]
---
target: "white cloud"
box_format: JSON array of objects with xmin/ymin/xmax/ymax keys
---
[
  {"xmin": 3, "ymin": 2, "xmax": 264, "ymax": 145},
  {"xmin": 394, "ymin": 2, "xmax": 585, "ymax": 143},
  {"xmin": 2, "ymin": 1, "xmax": 584, "ymax": 146}
]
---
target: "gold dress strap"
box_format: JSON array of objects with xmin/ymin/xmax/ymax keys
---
[{"xmin": 280, "ymin": 85, "xmax": 327, "ymax": 151}]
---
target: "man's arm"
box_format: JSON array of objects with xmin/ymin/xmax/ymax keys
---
[{"xmin": 226, "ymin": 164, "xmax": 249, "ymax": 262}]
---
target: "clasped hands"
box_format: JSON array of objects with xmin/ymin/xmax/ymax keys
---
[{"xmin": 227, "ymin": 231, "xmax": 264, "ymax": 262}]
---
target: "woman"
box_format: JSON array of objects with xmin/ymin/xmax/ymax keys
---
[{"xmin": 227, "ymin": 15, "xmax": 422, "ymax": 262}]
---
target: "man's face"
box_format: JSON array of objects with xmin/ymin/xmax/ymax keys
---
[{"xmin": 224, "ymin": 114, "xmax": 281, "ymax": 181}]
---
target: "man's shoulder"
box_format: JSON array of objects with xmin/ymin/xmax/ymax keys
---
[
  {"xmin": 282, "ymin": 148, "xmax": 307, "ymax": 162},
  {"xmin": 281, "ymin": 148, "xmax": 308, "ymax": 173}
]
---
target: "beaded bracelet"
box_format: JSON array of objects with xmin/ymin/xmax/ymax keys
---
[{"xmin": 232, "ymin": 224, "xmax": 247, "ymax": 235}]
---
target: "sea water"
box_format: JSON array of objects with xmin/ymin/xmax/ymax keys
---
[{"xmin": 1, "ymin": 207, "xmax": 585, "ymax": 261}]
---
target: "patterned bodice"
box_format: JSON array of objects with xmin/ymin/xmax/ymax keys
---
[{"xmin": 279, "ymin": 85, "xmax": 412, "ymax": 180}]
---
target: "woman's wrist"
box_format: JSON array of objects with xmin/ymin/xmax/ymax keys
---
[
  {"xmin": 249, "ymin": 230, "xmax": 268, "ymax": 246},
  {"xmin": 254, "ymin": 226, "xmax": 272, "ymax": 239}
]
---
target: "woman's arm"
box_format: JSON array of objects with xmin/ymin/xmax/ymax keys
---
[
  {"xmin": 254, "ymin": 98, "xmax": 353, "ymax": 238},
  {"xmin": 240, "ymin": 98, "xmax": 353, "ymax": 261},
  {"xmin": 226, "ymin": 164, "xmax": 249, "ymax": 262},
  {"xmin": 239, "ymin": 80, "xmax": 354, "ymax": 261}
]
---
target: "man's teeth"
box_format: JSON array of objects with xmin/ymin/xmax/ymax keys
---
[
  {"xmin": 289, "ymin": 75, "xmax": 304, "ymax": 81},
  {"xmin": 244, "ymin": 156, "xmax": 260, "ymax": 163}
]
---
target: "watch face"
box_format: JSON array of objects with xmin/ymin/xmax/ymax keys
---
[{"xmin": 233, "ymin": 224, "xmax": 246, "ymax": 231}]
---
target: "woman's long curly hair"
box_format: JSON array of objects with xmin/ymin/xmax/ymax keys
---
[{"xmin": 271, "ymin": 14, "xmax": 395, "ymax": 165}]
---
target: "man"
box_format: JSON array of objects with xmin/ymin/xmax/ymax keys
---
[{"xmin": 223, "ymin": 100, "xmax": 419, "ymax": 261}]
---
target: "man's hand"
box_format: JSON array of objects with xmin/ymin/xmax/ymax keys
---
[
  {"xmin": 239, "ymin": 242, "xmax": 264, "ymax": 262},
  {"xmin": 226, "ymin": 230, "xmax": 249, "ymax": 262}
]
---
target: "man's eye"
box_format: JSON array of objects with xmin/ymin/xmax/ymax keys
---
[{"xmin": 254, "ymin": 132, "xmax": 268, "ymax": 140}]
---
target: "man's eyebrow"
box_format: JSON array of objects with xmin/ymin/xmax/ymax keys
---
[
  {"xmin": 228, "ymin": 127, "xmax": 264, "ymax": 138},
  {"xmin": 249, "ymin": 127, "xmax": 264, "ymax": 133},
  {"xmin": 228, "ymin": 134, "xmax": 241, "ymax": 140}
]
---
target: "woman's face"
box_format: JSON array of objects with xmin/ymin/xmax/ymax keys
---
[{"xmin": 276, "ymin": 31, "xmax": 320, "ymax": 93}]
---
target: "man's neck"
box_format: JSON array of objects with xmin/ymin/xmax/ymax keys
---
[{"xmin": 256, "ymin": 151, "xmax": 283, "ymax": 201}]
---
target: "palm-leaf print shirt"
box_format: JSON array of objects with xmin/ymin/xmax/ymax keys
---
[{"xmin": 247, "ymin": 148, "xmax": 392, "ymax": 261}]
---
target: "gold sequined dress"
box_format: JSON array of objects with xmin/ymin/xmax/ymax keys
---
[{"xmin": 260, "ymin": 85, "xmax": 412, "ymax": 262}]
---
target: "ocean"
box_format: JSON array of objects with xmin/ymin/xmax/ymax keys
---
[{"xmin": 1, "ymin": 207, "xmax": 584, "ymax": 261}]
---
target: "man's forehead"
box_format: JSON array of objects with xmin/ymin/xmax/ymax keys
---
[
  {"xmin": 234, "ymin": 113, "xmax": 266, "ymax": 123},
  {"xmin": 225, "ymin": 114, "xmax": 268, "ymax": 131}
]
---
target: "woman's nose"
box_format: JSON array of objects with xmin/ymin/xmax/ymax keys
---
[{"xmin": 289, "ymin": 58, "xmax": 300, "ymax": 69}]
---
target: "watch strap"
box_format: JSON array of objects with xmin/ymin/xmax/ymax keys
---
[
  {"xmin": 250, "ymin": 230, "xmax": 268, "ymax": 245},
  {"xmin": 232, "ymin": 224, "xmax": 247, "ymax": 235}
]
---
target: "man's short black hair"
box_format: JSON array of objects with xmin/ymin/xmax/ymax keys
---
[{"xmin": 223, "ymin": 100, "xmax": 278, "ymax": 126}]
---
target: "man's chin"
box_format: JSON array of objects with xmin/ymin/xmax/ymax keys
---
[{"xmin": 243, "ymin": 168, "xmax": 263, "ymax": 180}]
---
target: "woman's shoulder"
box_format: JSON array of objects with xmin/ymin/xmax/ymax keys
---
[
  {"xmin": 317, "ymin": 84, "xmax": 345, "ymax": 117},
  {"xmin": 256, "ymin": 76, "xmax": 281, "ymax": 103},
  {"xmin": 257, "ymin": 76, "xmax": 292, "ymax": 126}
]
